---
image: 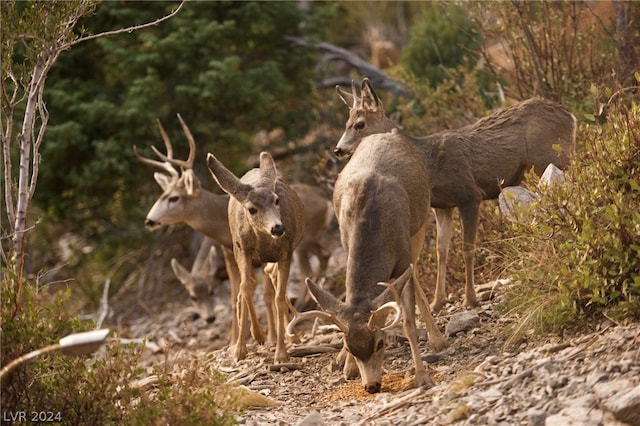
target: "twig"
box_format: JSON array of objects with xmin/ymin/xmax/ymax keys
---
[
  {"xmin": 96, "ymin": 277, "xmax": 111, "ymax": 329},
  {"xmin": 361, "ymin": 388, "xmax": 423, "ymax": 424},
  {"xmin": 68, "ymin": 1, "xmax": 186, "ymax": 48}
]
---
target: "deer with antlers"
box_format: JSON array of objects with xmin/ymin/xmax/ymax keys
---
[
  {"xmin": 334, "ymin": 79, "xmax": 576, "ymax": 311},
  {"xmin": 134, "ymin": 115, "xmax": 335, "ymax": 356},
  {"xmin": 207, "ymin": 151, "xmax": 304, "ymax": 362},
  {"xmin": 288, "ymin": 127, "xmax": 446, "ymax": 393}
]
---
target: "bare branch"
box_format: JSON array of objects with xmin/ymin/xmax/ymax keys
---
[
  {"xmin": 68, "ymin": 1, "xmax": 186, "ymax": 49},
  {"xmin": 286, "ymin": 36, "xmax": 410, "ymax": 97}
]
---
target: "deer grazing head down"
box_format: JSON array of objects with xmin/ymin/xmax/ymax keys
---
[
  {"xmin": 170, "ymin": 238, "xmax": 221, "ymax": 323},
  {"xmin": 289, "ymin": 124, "xmax": 445, "ymax": 393},
  {"xmin": 289, "ymin": 267, "xmax": 410, "ymax": 394}
]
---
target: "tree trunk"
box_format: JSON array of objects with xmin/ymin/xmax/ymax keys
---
[{"xmin": 12, "ymin": 53, "xmax": 54, "ymax": 277}]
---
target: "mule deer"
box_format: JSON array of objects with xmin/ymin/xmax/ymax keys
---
[
  {"xmin": 170, "ymin": 236, "xmax": 223, "ymax": 323},
  {"xmin": 135, "ymin": 116, "xmax": 338, "ymax": 347},
  {"xmin": 335, "ymin": 78, "xmax": 576, "ymax": 311},
  {"xmin": 288, "ymin": 130, "xmax": 446, "ymax": 393},
  {"xmin": 207, "ymin": 151, "xmax": 304, "ymax": 362}
]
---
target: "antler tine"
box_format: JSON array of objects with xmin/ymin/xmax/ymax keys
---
[
  {"xmin": 133, "ymin": 145, "xmax": 179, "ymax": 178},
  {"xmin": 150, "ymin": 115, "xmax": 195, "ymax": 171},
  {"xmin": 378, "ymin": 301, "xmax": 402, "ymax": 331},
  {"xmin": 177, "ymin": 113, "xmax": 196, "ymax": 170},
  {"xmin": 155, "ymin": 118, "xmax": 174, "ymax": 159},
  {"xmin": 286, "ymin": 309, "xmax": 346, "ymax": 337},
  {"xmin": 371, "ymin": 279, "xmax": 405, "ymax": 331},
  {"xmin": 351, "ymin": 79, "xmax": 358, "ymax": 108}
]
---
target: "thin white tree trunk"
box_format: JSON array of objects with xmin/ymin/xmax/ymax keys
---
[{"xmin": 12, "ymin": 53, "xmax": 54, "ymax": 275}]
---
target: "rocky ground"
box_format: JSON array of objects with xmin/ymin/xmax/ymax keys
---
[{"xmin": 112, "ymin": 266, "xmax": 640, "ymax": 426}]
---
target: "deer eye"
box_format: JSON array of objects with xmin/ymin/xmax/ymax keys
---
[
  {"xmin": 375, "ymin": 339, "xmax": 384, "ymax": 351},
  {"xmin": 168, "ymin": 196, "xmax": 180, "ymax": 203},
  {"xmin": 274, "ymin": 197, "xmax": 280, "ymax": 206},
  {"xmin": 248, "ymin": 207, "xmax": 258, "ymax": 215},
  {"xmin": 355, "ymin": 121, "xmax": 365, "ymax": 130}
]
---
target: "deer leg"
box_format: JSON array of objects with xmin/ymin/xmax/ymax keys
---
[
  {"xmin": 410, "ymin": 222, "xmax": 447, "ymax": 352},
  {"xmin": 433, "ymin": 208, "xmax": 454, "ymax": 311},
  {"xmin": 233, "ymin": 256, "xmax": 252, "ymax": 360},
  {"xmin": 271, "ymin": 260, "xmax": 292, "ymax": 363},
  {"xmin": 221, "ymin": 247, "xmax": 241, "ymax": 346},
  {"xmin": 459, "ymin": 203, "xmax": 480, "ymax": 308},
  {"xmin": 261, "ymin": 267, "xmax": 277, "ymax": 344},
  {"xmin": 245, "ymin": 273, "xmax": 266, "ymax": 345},
  {"xmin": 401, "ymin": 276, "xmax": 434, "ymax": 388},
  {"xmin": 292, "ymin": 248, "xmax": 313, "ymax": 310}
]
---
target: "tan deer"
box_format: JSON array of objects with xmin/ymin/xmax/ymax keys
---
[
  {"xmin": 170, "ymin": 236, "xmax": 222, "ymax": 323},
  {"xmin": 288, "ymin": 130, "xmax": 446, "ymax": 393},
  {"xmin": 207, "ymin": 151, "xmax": 304, "ymax": 362},
  {"xmin": 135, "ymin": 116, "xmax": 337, "ymax": 348},
  {"xmin": 334, "ymin": 78, "xmax": 576, "ymax": 311},
  {"xmin": 289, "ymin": 182, "xmax": 336, "ymax": 309}
]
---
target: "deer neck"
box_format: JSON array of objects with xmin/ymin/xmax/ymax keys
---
[{"xmin": 188, "ymin": 190, "xmax": 233, "ymax": 248}]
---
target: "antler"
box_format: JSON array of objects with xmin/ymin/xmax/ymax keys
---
[
  {"xmin": 286, "ymin": 309, "xmax": 347, "ymax": 337},
  {"xmin": 151, "ymin": 114, "xmax": 196, "ymax": 171},
  {"xmin": 133, "ymin": 114, "xmax": 196, "ymax": 175}
]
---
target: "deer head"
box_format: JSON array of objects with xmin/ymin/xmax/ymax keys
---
[
  {"xmin": 207, "ymin": 151, "xmax": 286, "ymax": 238},
  {"xmin": 134, "ymin": 114, "xmax": 201, "ymax": 230},
  {"xmin": 288, "ymin": 265, "xmax": 413, "ymax": 393},
  {"xmin": 334, "ymin": 78, "xmax": 395, "ymax": 159},
  {"xmin": 170, "ymin": 244, "xmax": 220, "ymax": 323}
]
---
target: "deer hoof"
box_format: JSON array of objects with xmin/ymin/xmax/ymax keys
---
[
  {"xmin": 233, "ymin": 344, "xmax": 248, "ymax": 361},
  {"xmin": 414, "ymin": 371, "xmax": 434, "ymax": 389}
]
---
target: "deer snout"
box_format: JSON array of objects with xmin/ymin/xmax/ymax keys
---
[
  {"xmin": 271, "ymin": 223, "xmax": 285, "ymax": 237},
  {"xmin": 364, "ymin": 382, "xmax": 381, "ymax": 394},
  {"xmin": 205, "ymin": 314, "xmax": 216, "ymax": 324},
  {"xmin": 333, "ymin": 147, "xmax": 346, "ymax": 158},
  {"xmin": 144, "ymin": 218, "xmax": 161, "ymax": 229}
]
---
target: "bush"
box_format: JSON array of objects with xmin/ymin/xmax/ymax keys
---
[
  {"xmin": 500, "ymin": 86, "xmax": 640, "ymax": 332},
  {"xmin": 1, "ymin": 273, "xmax": 239, "ymax": 425}
]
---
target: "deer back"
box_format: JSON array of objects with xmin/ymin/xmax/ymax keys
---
[
  {"xmin": 335, "ymin": 131, "xmax": 430, "ymax": 288},
  {"xmin": 414, "ymin": 98, "xmax": 577, "ymax": 204}
]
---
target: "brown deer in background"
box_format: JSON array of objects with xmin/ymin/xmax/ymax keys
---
[
  {"xmin": 288, "ymin": 130, "xmax": 446, "ymax": 393},
  {"xmin": 335, "ymin": 79, "xmax": 576, "ymax": 311},
  {"xmin": 207, "ymin": 151, "xmax": 304, "ymax": 362},
  {"xmin": 170, "ymin": 236, "xmax": 222, "ymax": 324},
  {"xmin": 135, "ymin": 115, "xmax": 337, "ymax": 348}
]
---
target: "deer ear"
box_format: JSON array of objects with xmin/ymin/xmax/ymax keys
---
[
  {"xmin": 207, "ymin": 153, "xmax": 250, "ymax": 202},
  {"xmin": 182, "ymin": 170, "xmax": 201, "ymax": 196},
  {"xmin": 153, "ymin": 172, "xmax": 173, "ymax": 191},
  {"xmin": 361, "ymin": 78, "xmax": 383, "ymax": 113},
  {"xmin": 258, "ymin": 151, "xmax": 278, "ymax": 185},
  {"xmin": 305, "ymin": 277, "xmax": 345, "ymax": 316},
  {"xmin": 171, "ymin": 258, "xmax": 191, "ymax": 285},
  {"xmin": 205, "ymin": 245, "xmax": 218, "ymax": 275}
]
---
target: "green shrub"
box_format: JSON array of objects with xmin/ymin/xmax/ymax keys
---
[
  {"xmin": 1, "ymin": 273, "xmax": 238, "ymax": 425},
  {"xmin": 501, "ymin": 87, "xmax": 640, "ymax": 331}
]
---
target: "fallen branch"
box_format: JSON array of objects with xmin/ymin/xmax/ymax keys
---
[{"xmin": 286, "ymin": 37, "xmax": 410, "ymax": 97}]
